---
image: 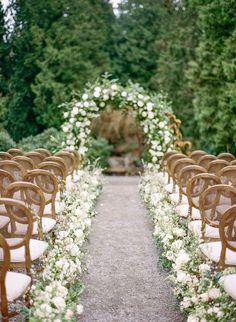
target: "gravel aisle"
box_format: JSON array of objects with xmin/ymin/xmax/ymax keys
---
[{"xmin": 80, "ymin": 176, "xmax": 185, "ymax": 322}]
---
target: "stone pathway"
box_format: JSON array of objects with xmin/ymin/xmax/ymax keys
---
[{"xmin": 80, "ymin": 176, "xmax": 185, "ymax": 322}]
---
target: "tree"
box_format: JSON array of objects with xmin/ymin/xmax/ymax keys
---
[
  {"xmin": 111, "ymin": 0, "xmax": 163, "ymax": 87},
  {"xmin": 187, "ymin": 0, "xmax": 236, "ymax": 153}
]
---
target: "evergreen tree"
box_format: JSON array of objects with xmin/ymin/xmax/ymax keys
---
[
  {"xmin": 187, "ymin": 0, "xmax": 236, "ymax": 153},
  {"xmin": 111, "ymin": 0, "xmax": 163, "ymax": 87},
  {"xmin": 32, "ymin": 0, "xmax": 114, "ymax": 129}
]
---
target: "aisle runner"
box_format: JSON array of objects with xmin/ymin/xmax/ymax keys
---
[{"xmin": 81, "ymin": 176, "xmax": 184, "ymax": 322}]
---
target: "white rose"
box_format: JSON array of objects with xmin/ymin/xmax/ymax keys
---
[
  {"xmin": 146, "ymin": 102, "xmax": 154, "ymax": 110},
  {"xmin": 62, "ymin": 125, "xmax": 69, "ymax": 133},
  {"xmin": 63, "ymin": 112, "xmax": 69, "ymax": 118},
  {"xmin": 76, "ymin": 304, "xmax": 83, "ymax": 315},
  {"xmin": 103, "ymin": 94, "xmax": 109, "ymax": 101},
  {"xmin": 82, "ymin": 93, "xmax": 88, "ymax": 100},
  {"xmin": 148, "ymin": 111, "xmax": 154, "ymax": 119},
  {"xmin": 199, "ymin": 263, "xmax": 211, "ymax": 273},
  {"xmin": 175, "ymin": 250, "xmax": 190, "ymax": 268},
  {"xmin": 187, "ymin": 315, "xmax": 199, "ymax": 322},
  {"xmin": 176, "ymin": 271, "xmax": 190, "ymax": 283},
  {"xmin": 200, "ymin": 292, "xmax": 209, "ymax": 302},
  {"xmin": 52, "ymin": 297, "xmax": 66, "ymax": 311},
  {"xmin": 137, "ymin": 100, "xmax": 144, "ymax": 107},
  {"xmin": 94, "ymin": 91, "xmax": 100, "ymax": 98},
  {"xmin": 84, "ymin": 101, "xmax": 90, "ymax": 108},
  {"xmin": 121, "ymin": 91, "xmax": 127, "ymax": 97},
  {"xmin": 72, "ymin": 106, "xmax": 79, "ymax": 115},
  {"xmin": 111, "ymin": 84, "xmax": 117, "ymax": 90},
  {"xmin": 65, "ymin": 309, "xmax": 74, "ymax": 319},
  {"xmin": 208, "ymin": 287, "xmax": 221, "ymax": 299}
]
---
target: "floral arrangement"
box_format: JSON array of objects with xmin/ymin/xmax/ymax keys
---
[
  {"xmin": 139, "ymin": 167, "xmax": 236, "ymax": 322},
  {"xmin": 22, "ymin": 167, "xmax": 102, "ymax": 322},
  {"xmin": 61, "ymin": 74, "xmax": 174, "ymax": 166}
]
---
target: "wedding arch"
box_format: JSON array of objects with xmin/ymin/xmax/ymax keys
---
[{"xmin": 61, "ymin": 74, "xmax": 175, "ymax": 166}]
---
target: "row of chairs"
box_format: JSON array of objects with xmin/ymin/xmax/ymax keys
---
[
  {"xmin": 161, "ymin": 150, "xmax": 236, "ymax": 301},
  {"xmin": 0, "ymin": 147, "xmax": 80, "ymax": 321}
]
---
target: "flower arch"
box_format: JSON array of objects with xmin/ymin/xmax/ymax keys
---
[{"xmin": 62, "ymin": 74, "xmax": 175, "ymax": 166}]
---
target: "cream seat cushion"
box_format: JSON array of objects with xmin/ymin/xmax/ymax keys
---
[
  {"xmin": 223, "ymin": 274, "xmax": 236, "ymax": 300},
  {"xmin": 44, "ymin": 201, "xmax": 61, "ymax": 216},
  {"xmin": 157, "ymin": 172, "xmax": 169, "ymax": 184},
  {"xmin": 169, "ymin": 193, "xmax": 188, "ymax": 205},
  {"xmin": 8, "ymin": 218, "xmax": 56, "ymax": 235},
  {"xmin": 188, "ymin": 220, "xmax": 219, "ymax": 239},
  {"xmin": 0, "ymin": 238, "xmax": 48, "ymax": 262},
  {"xmin": 0, "ymin": 215, "xmax": 10, "ymax": 229},
  {"xmin": 5, "ymin": 271, "xmax": 31, "ymax": 301},
  {"xmin": 176, "ymin": 204, "xmax": 201, "ymax": 219},
  {"xmin": 199, "ymin": 241, "xmax": 236, "ymax": 265}
]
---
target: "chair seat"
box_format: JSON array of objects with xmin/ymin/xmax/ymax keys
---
[
  {"xmin": 157, "ymin": 172, "xmax": 169, "ymax": 184},
  {"xmin": 0, "ymin": 238, "xmax": 48, "ymax": 263},
  {"xmin": 169, "ymin": 193, "xmax": 188, "ymax": 205},
  {"xmin": 199, "ymin": 242, "xmax": 236, "ymax": 265},
  {"xmin": 165, "ymin": 183, "xmax": 175, "ymax": 193},
  {"xmin": 44, "ymin": 202, "xmax": 61, "ymax": 216},
  {"xmin": 8, "ymin": 218, "xmax": 56, "ymax": 235},
  {"xmin": 0, "ymin": 215, "xmax": 10, "ymax": 229},
  {"xmin": 188, "ymin": 220, "xmax": 220, "ymax": 239},
  {"xmin": 176, "ymin": 204, "xmax": 200, "ymax": 219},
  {"xmin": 223, "ymin": 274, "xmax": 236, "ymax": 299},
  {"xmin": 5, "ymin": 271, "xmax": 31, "ymax": 302}
]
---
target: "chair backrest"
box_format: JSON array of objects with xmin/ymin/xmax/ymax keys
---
[
  {"xmin": 187, "ymin": 173, "xmax": 221, "ymax": 211},
  {"xmin": 198, "ymin": 154, "xmax": 217, "ymax": 169},
  {"xmin": 217, "ymin": 152, "xmax": 235, "ymax": 163},
  {"xmin": 0, "ymin": 152, "xmax": 12, "ymax": 161},
  {"xmin": 12, "ymin": 156, "xmax": 35, "ymax": 172},
  {"xmin": 0, "ymin": 170, "xmax": 15, "ymax": 197},
  {"xmin": 171, "ymin": 158, "xmax": 196, "ymax": 185},
  {"xmin": 230, "ymin": 160, "xmax": 236, "ymax": 166},
  {"xmin": 166, "ymin": 153, "xmax": 187, "ymax": 180},
  {"xmin": 190, "ymin": 150, "xmax": 207, "ymax": 163},
  {"xmin": 178, "ymin": 165, "xmax": 206, "ymax": 197},
  {"xmin": 0, "ymin": 160, "xmax": 26, "ymax": 181},
  {"xmin": 0, "ymin": 198, "xmax": 33, "ymax": 269},
  {"xmin": 55, "ymin": 151, "xmax": 76, "ymax": 175},
  {"xmin": 24, "ymin": 169, "xmax": 58, "ymax": 218},
  {"xmin": 219, "ymin": 166, "xmax": 236, "ymax": 187},
  {"xmin": 34, "ymin": 148, "xmax": 51, "ymax": 158},
  {"xmin": 0, "ymin": 232, "xmax": 10, "ymax": 319},
  {"xmin": 25, "ymin": 151, "xmax": 44, "ymax": 167},
  {"xmin": 44, "ymin": 156, "xmax": 68, "ymax": 176},
  {"xmin": 199, "ymin": 184, "xmax": 236, "ymax": 234},
  {"xmin": 207, "ymin": 159, "xmax": 229, "ymax": 176},
  {"xmin": 5, "ymin": 182, "xmax": 45, "ymax": 239},
  {"xmin": 38, "ymin": 161, "xmax": 66, "ymax": 185},
  {"xmin": 161, "ymin": 150, "xmax": 178, "ymax": 170},
  {"xmin": 7, "ymin": 148, "xmax": 24, "ymax": 157},
  {"xmin": 219, "ymin": 205, "xmax": 236, "ymax": 268},
  {"xmin": 67, "ymin": 149, "xmax": 80, "ymax": 170}
]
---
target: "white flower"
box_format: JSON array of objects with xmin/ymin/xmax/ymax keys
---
[
  {"xmin": 146, "ymin": 102, "xmax": 154, "ymax": 110},
  {"xmin": 94, "ymin": 91, "xmax": 100, "ymax": 98},
  {"xmin": 121, "ymin": 91, "xmax": 127, "ymax": 97},
  {"xmin": 137, "ymin": 100, "xmax": 144, "ymax": 107},
  {"xmin": 76, "ymin": 304, "xmax": 83, "ymax": 315},
  {"xmin": 65, "ymin": 309, "xmax": 74, "ymax": 319},
  {"xmin": 82, "ymin": 93, "xmax": 89, "ymax": 100},
  {"xmin": 84, "ymin": 101, "xmax": 90, "ymax": 108},
  {"xmin": 52, "ymin": 296, "xmax": 66, "ymax": 311},
  {"xmin": 176, "ymin": 271, "xmax": 191, "ymax": 283},
  {"xmin": 208, "ymin": 287, "xmax": 221, "ymax": 299},
  {"xmin": 199, "ymin": 263, "xmax": 211, "ymax": 273},
  {"xmin": 159, "ymin": 121, "xmax": 165, "ymax": 128},
  {"xmin": 103, "ymin": 94, "xmax": 109, "ymax": 101},
  {"xmin": 63, "ymin": 112, "xmax": 69, "ymax": 118},
  {"xmin": 94, "ymin": 86, "xmax": 101, "ymax": 92},
  {"xmin": 111, "ymin": 84, "xmax": 117, "ymax": 90},
  {"xmin": 200, "ymin": 292, "xmax": 209, "ymax": 302},
  {"xmin": 175, "ymin": 250, "xmax": 190, "ymax": 268},
  {"xmin": 187, "ymin": 315, "xmax": 199, "ymax": 322}
]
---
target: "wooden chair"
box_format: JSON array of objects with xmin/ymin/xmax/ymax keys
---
[
  {"xmin": 161, "ymin": 151, "xmax": 177, "ymax": 182},
  {"xmin": 0, "ymin": 198, "xmax": 48, "ymax": 274},
  {"xmin": 5, "ymin": 182, "xmax": 56, "ymax": 240},
  {"xmin": 199, "ymin": 205, "xmax": 236, "ymax": 270},
  {"xmin": 55, "ymin": 151, "xmax": 76, "ymax": 177},
  {"xmin": 217, "ymin": 152, "xmax": 235, "ymax": 163},
  {"xmin": 198, "ymin": 154, "xmax": 217, "ymax": 169},
  {"xmin": 0, "ymin": 161, "xmax": 26, "ymax": 181},
  {"xmin": 187, "ymin": 173, "xmax": 221, "ymax": 222},
  {"xmin": 219, "ymin": 166, "xmax": 236, "ymax": 187},
  {"xmin": 7, "ymin": 149, "xmax": 24, "ymax": 157},
  {"xmin": 24, "ymin": 169, "xmax": 59, "ymax": 219},
  {"xmin": 0, "ymin": 171, "xmax": 14, "ymax": 229},
  {"xmin": 190, "ymin": 150, "xmax": 207, "ymax": 163},
  {"xmin": 0, "ymin": 152, "xmax": 12, "ymax": 161},
  {"xmin": 168, "ymin": 158, "xmax": 195, "ymax": 202},
  {"xmin": 197, "ymin": 185, "xmax": 236, "ymax": 241},
  {"xmin": 12, "ymin": 156, "xmax": 35, "ymax": 172},
  {"xmin": 38, "ymin": 162, "xmax": 66, "ymax": 193},
  {"xmin": 175, "ymin": 165, "xmax": 206, "ymax": 218},
  {"xmin": 230, "ymin": 160, "xmax": 236, "ymax": 166},
  {"xmin": 44, "ymin": 156, "xmax": 68, "ymax": 177},
  {"xmin": 34, "ymin": 148, "xmax": 51, "ymax": 158},
  {"xmin": 166, "ymin": 153, "xmax": 187, "ymax": 186},
  {"xmin": 0, "ymin": 233, "xmax": 31, "ymax": 321},
  {"xmin": 25, "ymin": 152, "xmax": 44, "ymax": 167},
  {"xmin": 207, "ymin": 159, "xmax": 229, "ymax": 176}
]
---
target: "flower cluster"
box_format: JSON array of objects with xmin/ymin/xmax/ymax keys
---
[
  {"xmin": 139, "ymin": 168, "xmax": 236, "ymax": 322},
  {"xmin": 61, "ymin": 75, "xmax": 174, "ymax": 167},
  {"xmin": 26, "ymin": 168, "xmax": 102, "ymax": 322}
]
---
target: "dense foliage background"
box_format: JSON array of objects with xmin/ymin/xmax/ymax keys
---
[{"xmin": 0, "ymin": 0, "xmax": 236, "ymax": 153}]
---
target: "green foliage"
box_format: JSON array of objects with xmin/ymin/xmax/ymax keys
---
[
  {"xmin": 18, "ymin": 127, "xmax": 65, "ymax": 153},
  {"xmin": 86, "ymin": 137, "xmax": 113, "ymax": 168},
  {"xmin": 0, "ymin": 129, "xmax": 16, "ymax": 151}
]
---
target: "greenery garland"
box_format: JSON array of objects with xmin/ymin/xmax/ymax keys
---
[
  {"xmin": 139, "ymin": 167, "xmax": 236, "ymax": 322},
  {"xmin": 61, "ymin": 74, "xmax": 175, "ymax": 167}
]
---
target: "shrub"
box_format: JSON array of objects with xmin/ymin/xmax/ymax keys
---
[
  {"xmin": 0, "ymin": 130, "xmax": 16, "ymax": 151},
  {"xmin": 86, "ymin": 137, "xmax": 113, "ymax": 168}
]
